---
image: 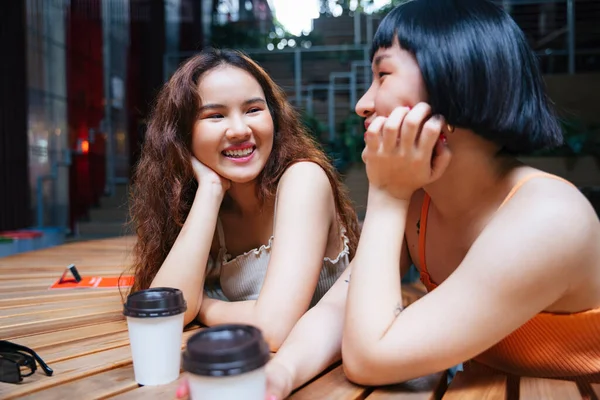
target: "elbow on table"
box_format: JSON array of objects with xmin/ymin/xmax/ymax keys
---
[
  {"xmin": 342, "ymin": 339, "xmax": 379, "ymax": 385},
  {"xmin": 342, "ymin": 351, "xmax": 381, "ymax": 386},
  {"xmin": 342, "ymin": 343, "xmax": 408, "ymax": 387},
  {"xmin": 343, "ymin": 359, "xmax": 407, "ymax": 387}
]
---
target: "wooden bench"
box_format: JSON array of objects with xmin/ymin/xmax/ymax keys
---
[{"xmin": 1, "ymin": 237, "xmax": 596, "ymax": 399}]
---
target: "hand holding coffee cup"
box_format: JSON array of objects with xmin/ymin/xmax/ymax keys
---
[{"xmin": 123, "ymin": 287, "xmax": 187, "ymax": 386}]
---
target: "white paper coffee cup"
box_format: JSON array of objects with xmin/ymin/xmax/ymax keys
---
[
  {"xmin": 123, "ymin": 287, "xmax": 187, "ymax": 386},
  {"xmin": 182, "ymin": 325, "xmax": 270, "ymax": 400}
]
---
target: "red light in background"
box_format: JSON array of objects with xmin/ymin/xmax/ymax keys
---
[{"xmin": 76, "ymin": 139, "xmax": 90, "ymax": 155}]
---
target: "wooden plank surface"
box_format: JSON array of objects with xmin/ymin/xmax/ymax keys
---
[
  {"xmin": 8, "ymin": 320, "xmax": 128, "ymax": 349},
  {"xmin": 0, "ymin": 302, "xmax": 124, "ymax": 339},
  {"xmin": 0, "ymin": 328, "xmax": 200, "ymax": 399},
  {"xmin": 0, "ymin": 295, "xmax": 122, "ymax": 315},
  {"xmin": 289, "ymin": 365, "xmax": 368, "ymax": 400},
  {"xmin": 1, "ymin": 237, "xmax": 590, "ymax": 400},
  {"xmin": 442, "ymin": 370, "xmax": 506, "ymax": 400},
  {"xmin": 15, "ymin": 366, "xmax": 139, "ymax": 400},
  {"xmin": 0, "ymin": 288, "xmax": 122, "ymax": 307},
  {"xmin": 109, "ymin": 377, "xmax": 181, "ymax": 399},
  {"xmin": 366, "ymin": 372, "xmax": 446, "ymax": 400},
  {"xmin": 520, "ymin": 377, "xmax": 582, "ymax": 400}
]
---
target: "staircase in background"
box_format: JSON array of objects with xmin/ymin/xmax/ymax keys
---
[{"xmin": 72, "ymin": 183, "xmax": 131, "ymax": 241}]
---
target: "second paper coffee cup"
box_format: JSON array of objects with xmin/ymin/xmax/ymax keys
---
[
  {"xmin": 182, "ymin": 324, "xmax": 270, "ymax": 400},
  {"xmin": 123, "ymin": 287, "xmax": 187, "ymax": 386}
]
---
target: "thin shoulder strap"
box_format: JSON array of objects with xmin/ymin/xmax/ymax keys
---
[
  {"xmin": 418, "ymin": 193, "xmax": 432, "ymax": 276},
  {"xmin": 498, "ymin": 173, "xmax": 575, "ymax": 210},
  {"xmin": 272, "ymin": 182, "xmax": 282, "ymax": 235},
  {"xmin": 216, "ymin": 217, "xmax": 227, "ymax": 251}
]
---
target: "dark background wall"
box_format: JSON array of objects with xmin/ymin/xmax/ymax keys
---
[{"xmin": 0, "ymin": 2, "xmax": 31, "ymax": 231}]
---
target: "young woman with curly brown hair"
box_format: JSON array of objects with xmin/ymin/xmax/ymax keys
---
[{"xmin": 127, "ymin": 48, "xmax": 359, "ymax": 350}]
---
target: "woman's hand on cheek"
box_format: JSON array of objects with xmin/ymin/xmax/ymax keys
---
[
  {"xmin": 190, "ymin": 156, "xmax": 231, "ymax": 195},
  {"xmin": 362, "ymin": 103, "xmax": 452, "ymax": 201}
]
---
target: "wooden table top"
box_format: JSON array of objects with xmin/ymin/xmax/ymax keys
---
[{"xmin": 1, "ymin": 237, "xmax": 598, "ymax": 399}]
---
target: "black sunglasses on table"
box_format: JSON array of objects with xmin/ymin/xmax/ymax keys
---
[{"xmin": 0, "ymin": 340, "xmax": 53, "ymax": 384}]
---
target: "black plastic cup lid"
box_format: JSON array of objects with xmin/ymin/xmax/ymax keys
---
[
  {"xmin": 123, "ymin": 287, "xmax": 187, "ymax": 318},
  {"xmin": 182, "ymin": 324, "xmax": 270, "ymax": 377}
]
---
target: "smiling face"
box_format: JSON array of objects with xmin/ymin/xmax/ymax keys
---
[
  {"xmin": 191, "ymin": 65, "xmax": 275, "ymax": 184},
  {"xmin": 355, "ymin": 40, "xmax": 428, "ymax": 128}
]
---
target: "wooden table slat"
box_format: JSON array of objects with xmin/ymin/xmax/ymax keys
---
[
  {"xmin": 0, "ymin": 288, "xmax": 122, "ymax": 307},
  {"xmin": 1, "ymin": 301, "xmax": 123, "ymax": 327},
  {"xmin": 6, "ymin": 320, "xmax": 128, "ymax": 349},
  {"xmin": 0, "ymin": 295, "xmax": 122, "ymax": 315},
  {"xmin": 289, "ymin": 365, "xmax": 368, "ymax": 400},
  {"xmin": 366, "ymin": 390, "xmax": 434, "ymax": 400},
  {"xmin": 442, "ymin": 370, "xmax": 506, "ymax": 400},
  {"xmin": 0, "ymin": 305, "xmax": 124, "ymax": 339},
  {"xmin": 107, "ymin": 376, "xmax": 182, "ymax": 400},
  {"xmin": 520, "ymin": 377, "xmax": 583, "ymax": 400},
  {"xmin": 0, "ymin": 277, "xmax": 59, "ymax": 289},
  {"xmin": 366, "ymin": 372, "xmax": 447, "ymax": 400},
  {"xmin": 38, "ymin": 331, "xmax": 131, "ymax": 364},
  {"xmin": 14, "ymin": 365, "xmax": 139, "ymax": 400}
]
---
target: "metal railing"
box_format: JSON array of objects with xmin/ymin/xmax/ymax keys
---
[{"xmin": 163, "ymin": 0, "xmax": 598, "ymax": 145}]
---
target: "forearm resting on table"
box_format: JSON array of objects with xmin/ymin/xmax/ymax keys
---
[
  {"xmin": 345, "ymin": 189, "xmax": 407, "ymax": 346},
  {"xmin": 271, "ymin": 299, "xmax": 345, "ymax": 392},
  {"xmin": 150, "ymin": 190, "xmax": 222, "ymax": 324},
  {"xmin": 200, "ymin": 297, "xmax": 310, "ymax": 351}
]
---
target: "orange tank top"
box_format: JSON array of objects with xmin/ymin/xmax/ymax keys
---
[{"xmin": 418, "ymin": 173, "xmax": 600, "ymax": 381}]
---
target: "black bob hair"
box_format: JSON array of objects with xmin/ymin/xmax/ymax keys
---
[{"xmin": 371, "ymin": 0, "xmax": 563, "ymax": 154}]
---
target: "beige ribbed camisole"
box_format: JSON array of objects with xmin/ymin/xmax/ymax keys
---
[{"xmin": 204, "ymin": 218, "xmax": 350, "ymax": 307}]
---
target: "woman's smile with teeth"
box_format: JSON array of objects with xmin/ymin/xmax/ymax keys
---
[{"xmin": 223, "ymin": 146, "xmax": 255, "ymax": 158}]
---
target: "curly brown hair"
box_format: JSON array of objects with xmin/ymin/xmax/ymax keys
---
[{"xmin": 127, "ymin": 49, "xmax": 359, "ymax": 294}]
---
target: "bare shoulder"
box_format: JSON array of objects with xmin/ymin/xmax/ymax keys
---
[
  {"xmin": 278, "ymin": 161, "xmax": 332, "ymax": 192},
  {"xmin": 498, "ymin": 174, "xmax": 600, "ymax": 270},
  {"xmin": 510, "ymin": 175, "xmax": 598, "ymax": 230}
]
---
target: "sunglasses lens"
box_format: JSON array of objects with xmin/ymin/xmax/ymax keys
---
[{"xmin": 0, "ymin": 357, "xmax": 21, "ymax": 383}]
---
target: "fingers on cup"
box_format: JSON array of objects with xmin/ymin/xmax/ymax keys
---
[
  {"xmin": 400, "ymin": 103, "xmax": 432, "ymax": 151},
  {"xmin": 382, "ymin": 107, "xmax": 409, "ymax": 151}
]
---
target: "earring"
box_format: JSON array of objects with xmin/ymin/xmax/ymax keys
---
[{"xmin": 447, "ymin": 124, "xmax": 455, "ymax": 133}]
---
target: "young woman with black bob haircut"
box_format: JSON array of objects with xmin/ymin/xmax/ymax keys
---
[{"xmin": 176, "ymin": 0, "xmax": 600, "ymax": 398}]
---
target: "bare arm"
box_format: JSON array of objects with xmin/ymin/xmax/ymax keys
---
[
  {"xmin": 268, "ymin": 265, "xmax": 351, "ymax": 397},
  {"xmin": 261, "ymin": 206, "xmax": 414, "ymax": 398},
  {"xmin": 342, "ymin": 186, "xmax": 407, "ymax": 375},
  {"xmin": 343, "ymin": 182, "xmax": 595, "ymax": 385},
  {"xmin": 198, "ymin": 162, "xmax": 337, "ymax": 349},
  {"xmin": 150, "ymin": 159, "xmax": 226, "ymax": 325}
]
